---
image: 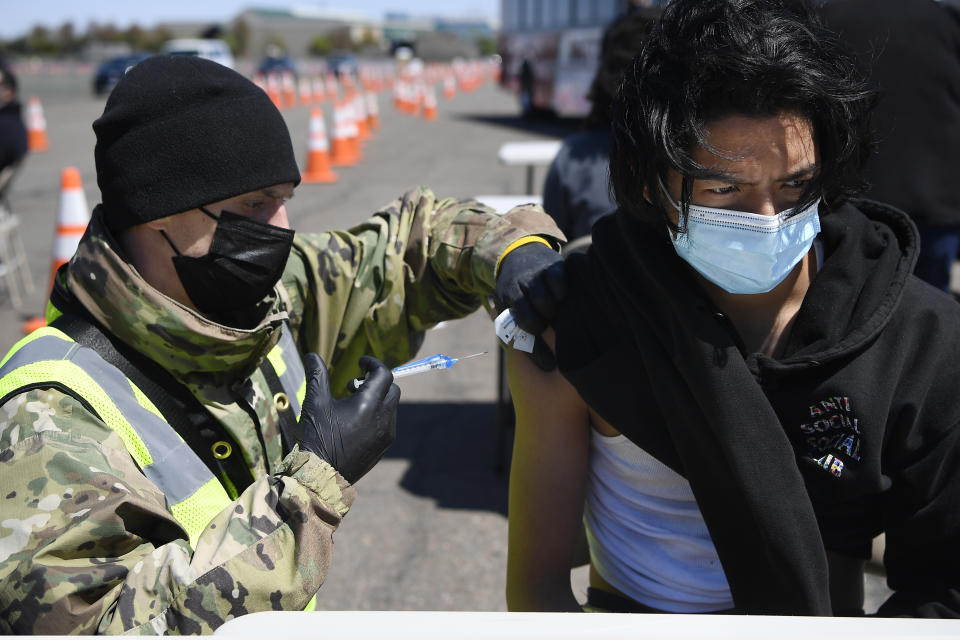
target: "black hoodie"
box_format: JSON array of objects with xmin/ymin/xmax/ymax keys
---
[{"xmin": 554, "ymin": 199, "xmax": 960, "ymax": 616}]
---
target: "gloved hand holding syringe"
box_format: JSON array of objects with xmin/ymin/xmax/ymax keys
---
[{"xmin": 348, "ymin": 352, "xmax": 487, "ymax": 392}]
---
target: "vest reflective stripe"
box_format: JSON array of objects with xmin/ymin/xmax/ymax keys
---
[
  {"xmin": 245, "ymin": 322, "xmax": 321, "ymax": 613},
  {"xmin": 0, "ymin": 327, "xmax": 231, "ymax": 548},
  {"xmin": 266, "ymin": 324, "xmax": 307, "ymax": 419}
]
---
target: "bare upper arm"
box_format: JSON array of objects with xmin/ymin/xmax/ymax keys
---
[{"xmin": 505, "ymin": 329, "xmax": 592, "ymax": 610}]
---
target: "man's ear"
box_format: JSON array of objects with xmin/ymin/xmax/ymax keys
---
[{"xmin": 643, "ymin": 186, "xmax": 652, "ymax": 205}]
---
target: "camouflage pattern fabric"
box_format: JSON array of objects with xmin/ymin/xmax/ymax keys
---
[{"xmin": 0, "ymin": 186, "xmax": 564, "ymax": 634}]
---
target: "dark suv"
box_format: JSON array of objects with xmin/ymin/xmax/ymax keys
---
[
  {"xmin": 93, "ymin": 53, "xmax": 151, "ymax": 96},
  {"xmin": 327, "ymin": 52, "xmax": 358, "ymax": 80},
  {"xmin": 257, "ymin": 55, "xmax": 297, "ymax": 79}
]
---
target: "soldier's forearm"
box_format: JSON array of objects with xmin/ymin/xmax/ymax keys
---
[
  {"xmin": 414, "ymin": 190, "xmax": 566, "ymax": 297},
  {"xmin": 119, "ymin": 450, "xmax": 354, "ymax": 634}
]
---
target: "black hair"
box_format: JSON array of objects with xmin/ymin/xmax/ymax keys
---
[
  {"xmin": 584, "ymin": 9, "xmax": 658, "ymax": 129},
  {"xmin": 609, "ymin": 0, "xmax": 875, "ymax": 231}
]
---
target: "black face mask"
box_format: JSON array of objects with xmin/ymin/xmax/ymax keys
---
[{"xmin": 161, "ymin": 207, "xmax": 295, "ymax": 327}]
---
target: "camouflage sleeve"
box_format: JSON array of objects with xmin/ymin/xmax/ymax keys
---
[
  {"xmin": 282, "ymin": 186, "xmax": 565, "ymax": 395},
  {"xmin": 0, "ymin": 388, "xmax": 355, "ymax": 635}
]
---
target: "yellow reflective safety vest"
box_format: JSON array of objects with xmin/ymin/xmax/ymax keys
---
[{"xmin": 0, "ymin": 323, "xmax": 308, "ymax": 550}]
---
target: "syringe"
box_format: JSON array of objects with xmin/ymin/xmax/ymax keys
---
[{"xmin": 348, "ymin": 352, "xmax": 488, "ymax": 392}]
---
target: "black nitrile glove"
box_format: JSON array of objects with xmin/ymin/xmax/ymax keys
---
[
  {"xmin": 494, "ymin": 241, "xmax": 566, "ymax": 370},
  {"xmin": 298, "ymin": 353, "xmax": 400, "ymax": 484}
]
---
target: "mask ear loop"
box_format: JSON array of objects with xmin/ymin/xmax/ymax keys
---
[
  {"xmin": 160, "ymin": 205, "xmax": 221, "ymax": 255},
  {"xmin": 657, "ymin": 177, "xmax": 683, "ymax": 212},
  {"xmin": 159, "ymin": 230, "xmax": 182, "ymax": 256},
  {"xmin": 657, "ymin": 177, "xmax": 691, "ymax": 243},
  {"xmin": 198, "ymin": 206, "xmax": 221, "ymax": 221}
]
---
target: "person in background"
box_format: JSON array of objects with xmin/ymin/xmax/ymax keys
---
[
  {"xmin": 819, "ymin": 0, "xmax": 960, "ymax": 293},
  {"xmin": 506, "ymin": 0, "xmax": 960, "ymax": 616},
  {"xmin": 0, "ymin": 58, "xmax": 28, "ymax": 184},
  {"xmin": 0, "ymin": 54, "xmax": 565, "ymax": 634},
  {"xmin": 541, "ymin": 10, "xmax": 658, "ymax": 248}
]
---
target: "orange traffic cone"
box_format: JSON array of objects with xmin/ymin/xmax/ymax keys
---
[
  {"xmin": 252, "ymin": 73, "xmax": 266, "ymax": 94},
  {"xmin": 266, "ymin": 73, "xmax": 283, "ymax": 110},
  {"xmin": 298, "ymin": 76, "xmax": 313, "ymax": 106},
  {"xmin": 366, "ymin": 90, "xmax": 380, "ymax": 130},
  {"xmin": 342, "ymin": 100, "xmax": 363, "ymax": 164},
  {"xmin": 393, "ymin": 81, "xmax": 403, "ymax": 112},
  {"xmin": 422, "ymin": 85, "xmax": 438, "ymax": 121},
  {"xmin": 353, "ymin": 91, "xmax": 371, "ymax": 142},
  {"xmin": 443, "ymin": 74, "xmax": 456, "ymax": 100},
  {"xmin": 48, "ymin": 167, "xmax": 89, "ymax": 288},
  {"xmin": 398, "ymin": 79, "xmax": 413, "ymax": 114},
  {"xmin": 411, "ymin": 83, "xmax": 424, "ymax": 117},
  {"xmin": 312, "ymin": 76, "xmax": 326, "ymax": 103},
  {"xmin": 22, "ymin": 167, "xmax": 90, "ymax": 334},
  {"xmin": 282, "ymin": 72, "xmax": 297, "ymax": 108},
  {"xmin": 325, "ymin": 73, "xmax": 339, "ymax": 101},
  {"xmin": 340, "ymin": 73, "xmax": 356, "ymax": 96},
  {"xmin": 330, "ymin": 102, "xmax": 358, "ymax": 167},
  {"xmin": 26, "ymin": 96, "xmax": 50, "ymax": 152},
  {"xmin": 301, "ymin": 108, "xmax": 338, "ymax": 184}
]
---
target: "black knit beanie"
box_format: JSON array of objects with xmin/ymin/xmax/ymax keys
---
[{"xmin": 93, "ymin": 55, "xmax": 301, "ymax": 234}]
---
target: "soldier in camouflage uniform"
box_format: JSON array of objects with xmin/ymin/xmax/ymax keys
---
[{"xmin": 0, "ymin": 55, "xmax": 565, "ymax": 634}]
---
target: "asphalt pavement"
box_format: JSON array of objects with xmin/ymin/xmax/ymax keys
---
[
  {"xmin": 2, "ymin": 61, "xmax": 581, "ymax": 612},
  {"xmin": 2, "ymin": 61, "xmax": 892, "ymax": 614}
]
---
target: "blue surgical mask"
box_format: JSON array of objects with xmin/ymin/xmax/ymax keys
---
[{"xmin": 662, "ymin": 187, "xmax": 821, "ymax": 294}]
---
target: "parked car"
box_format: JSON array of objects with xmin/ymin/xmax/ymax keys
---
[
  {"xmin": 92, "ymin": 53, "xmax": 152, "ymax": 96},
  {"xmin": 160, "ymin": 38, "xmax": 234, "ymax": 69},
  {"xmin": 257, "ymin": 55, "xmax": 297, "ymax": 79},
  {"xmin": 327, "ymin": 52, "xmax": 358, "ymax": 80}
]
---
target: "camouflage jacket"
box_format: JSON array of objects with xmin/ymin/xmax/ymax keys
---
[{"xmin": 0, "ymin": 187, "xmax": 564, "ymax": 634}]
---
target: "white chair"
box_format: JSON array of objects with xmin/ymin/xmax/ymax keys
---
[
  {"xmin": 473, "ymin": 194, "xmax": 542, "ymax": 213},
  {"xmin": 0, "ymin": 163, "xmax": 36, "ymax": 309},
  {"xmin": 497, "ymin": 140, "xmax": 562, "ymax": 193}
]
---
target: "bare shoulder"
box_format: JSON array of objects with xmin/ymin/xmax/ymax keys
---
[
  {"xmin": 506, "ymin": 329, "xmax": 586, "ymax": 416},
  {"xmin": 506, "ymin": 329, "xmax": 619, "ymax": 437}
]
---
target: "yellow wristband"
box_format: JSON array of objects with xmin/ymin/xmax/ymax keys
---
[{"xmin": 495, "ymin": 236, "xmax": 555, "ymax": 276}]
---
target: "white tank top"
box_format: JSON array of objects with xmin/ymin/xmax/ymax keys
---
[{"xmin": 584, "ymin": 431, "xmax": 735, "ymax": 612}]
